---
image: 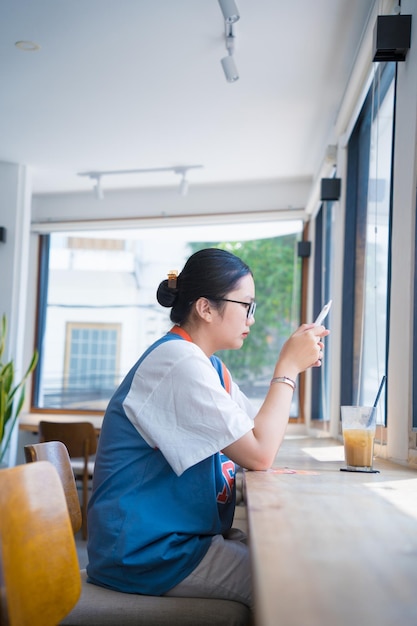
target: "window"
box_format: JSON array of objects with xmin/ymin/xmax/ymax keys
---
[
  {"xmin": 342, "ymin": 62, "xmax": 395, "ymax": 424},
  {"xmin": 311, "ymin": 200, "xmax": 333, "ymax": 421},
  {"xmin": 413, "ymin": 186, "xmax": 417, "ymax": 431},
  {"xmin": 33, "ymin": 220, "xmax": 303, "ymax": 413},
  {"xmin": 63, "ymin": 323, "xmax": 120, "ymax": 409}
]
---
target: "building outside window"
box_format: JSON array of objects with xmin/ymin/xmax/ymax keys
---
[{"xmin": 63, "ymin": 323, "xmax": 121, "ymax": 410}]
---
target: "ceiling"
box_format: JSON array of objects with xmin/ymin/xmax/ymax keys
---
[{"xmin": 0, "ymin": 0, "xmax": 376, "ymax": 198}]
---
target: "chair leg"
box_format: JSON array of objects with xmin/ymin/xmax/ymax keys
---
[{"xmin": 82, "ymin": 471, "xmax": 88, "ymax": 540}]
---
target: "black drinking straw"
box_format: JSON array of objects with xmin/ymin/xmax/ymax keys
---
[
  {"xmin": 373, "ymin": 375, "xmax": 386, "ymax": 410},
  {"xmin": 368, "ymin": 375, "xmax": 386, "ymax": 426}
]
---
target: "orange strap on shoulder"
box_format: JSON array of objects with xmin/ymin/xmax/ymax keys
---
[{"xmin": 170, "ymin": 325, "xmax": 232, "ymax": 395}]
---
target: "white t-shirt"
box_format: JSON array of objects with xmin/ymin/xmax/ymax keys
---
[{"xmin": 123, "ymin": 339, "xmax": 256, "ymax": 476}]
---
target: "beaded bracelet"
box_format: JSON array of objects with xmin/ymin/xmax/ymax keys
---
[{"xmin": 270, "ymin": 376, "xmax": 296, "ymax": 391}]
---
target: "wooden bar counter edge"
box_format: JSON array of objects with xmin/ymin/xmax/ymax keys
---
[{"xmin": 244, "ymin": 435, "xmax": 417, "ymax": 626}]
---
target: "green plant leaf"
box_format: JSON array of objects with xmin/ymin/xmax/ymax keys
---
[
  {"xmin": 0, "ymin": 315, "xmax": 6, "ymax": 361},
  {"xmin": 0, "ymin": 314, "xmax": 38, "ymax": 462}
]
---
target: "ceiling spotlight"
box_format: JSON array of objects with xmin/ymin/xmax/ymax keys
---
[
  {"xmin": 178, "ymin": 173, "xmax": 189, "ymax": 196},
  {"xmin": 15, "ymin": 40, "xmax": 41, "ymax": 52},
  {"xmin": 94, "ymin": 175, "xmax": 103, "ymax": 200},
  {"xmin": 218, "ymin": 0, "xmax": 240, "ymax": 24},
  {"xmin": 78, "ymin": 164, "xmax": 203, "ymax": 198},
  {"xmin": 221, "ymin": 25, "xmax": 239, "ymax": 82},
  {"xmin": 221, "ymin": 54, "xmax": 239, "ymax": 82},
  {"xmin": 174, "ymin": 167, "xmax": 191, "ymax": 196}
]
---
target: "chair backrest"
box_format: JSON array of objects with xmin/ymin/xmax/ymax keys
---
[
  {"xmin": 38, "ymin": 421, "xmax": 98, "ymax": 458},
  {"xmin": 0, "ymin": 461, "xmax": 81, "ymax": 626},
  {"xmin": 24, "ymin": 441, "xmax": 83, "ymax": 534}
]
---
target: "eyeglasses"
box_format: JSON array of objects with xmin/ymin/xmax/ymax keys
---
[{"xmin": 215, "ymin": 298, "xmax": 257, "ymax": 319}]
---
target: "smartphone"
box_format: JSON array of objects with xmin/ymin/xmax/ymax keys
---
[{"xmin": 314, "ymin": 300, "xmax": 332, "ymax": 325}]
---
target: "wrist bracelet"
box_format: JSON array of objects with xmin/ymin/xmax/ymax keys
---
[{"xmin": 270, "ymin": 376, "xmax": 296, "ymax": 391}]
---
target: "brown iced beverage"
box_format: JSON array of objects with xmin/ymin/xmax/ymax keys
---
[
  {"xmin": 341, "ymin": 406, "xmax": 376, "ymax": 471},
  {"xmin": 343, "ymin": 428, "xmax": 374, "ymax": 468}
]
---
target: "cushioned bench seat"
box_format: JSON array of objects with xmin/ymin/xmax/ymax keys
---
[{"xmin": 60, "ymin": 570, "xmax": 251, "ymax": 626}]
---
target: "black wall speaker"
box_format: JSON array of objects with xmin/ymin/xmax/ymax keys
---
[
  {"xmin": 373, "ymin": 15, "xmax": 412, "ymax": 62},
  {"xmin": 0, "ymin": 227, "xmax": 6, "ymax": 243},
  {"xmin": 321, "ymin": 178, "xmax": 341, "ymax": 201},
  {"xmin": 297, "ymin": 241, "xmax": 311, "ymax": 258}
]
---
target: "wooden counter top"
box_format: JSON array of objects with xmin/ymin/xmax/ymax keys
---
[
  {"xmin": 244, "ymin": 436, "xmax": 417, "ymax": 626},
  {"xmin": 19, "ymin": 414, "xmax": 103, "ymax": 434}
]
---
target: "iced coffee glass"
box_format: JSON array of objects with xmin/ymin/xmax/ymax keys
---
[{"xmin": 341, "ymin": 406, "xmax": 376, "ymax": 472}]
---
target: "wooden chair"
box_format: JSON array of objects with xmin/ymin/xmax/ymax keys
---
[
  {"xmin": 24, "ymin": 441, "xmax": 251, "ymax": 626},
  {"xmin": 0, "ymin": 461, "xmax": 81, "ymax": 626},
  {"xmin": 38, "ymin": 421, "xmax": 97, "ymax": 539},
  {"xmin": 24, "ymin": 440, "xmax": 82, "ymax": 535}
]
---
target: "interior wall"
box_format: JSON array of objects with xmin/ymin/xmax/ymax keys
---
[
  {"xmin": 31, "ymin": 179, "xmax": 310, "ymax": 227},
  {"xmin": 0, "ymin": 162, "xmax": 33, "ymax": 465},
  {"xmin": 387, "ymin": 0, "xmax": 417, "ymax": 463}
]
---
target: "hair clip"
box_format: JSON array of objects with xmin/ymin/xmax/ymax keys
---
[{"xmin": 167, "ymin": 270, "xmax": 178, "ymax": 289}]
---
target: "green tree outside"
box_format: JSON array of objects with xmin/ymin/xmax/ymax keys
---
[{"xmin": 189, "ymin": 235, "xmax": 301, "ymax": 396}]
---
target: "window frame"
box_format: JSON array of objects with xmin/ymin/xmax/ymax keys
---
[
  {"xmin": 341, "ymin": 62, "xmax": 395, "ymax": 423},
  {"xmin": 413, "ymin": 184, "xmax": 417, "ymax": 430},
  {"xmin": 311, "ymin": 200, "xmax": 333, "ymax": 422},
  {"xmin": 31, "ymin": 221, "xmax": 304, "ymax": 415}
]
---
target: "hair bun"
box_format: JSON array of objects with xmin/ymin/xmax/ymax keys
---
[{"xmin": 156, "ymin": 279, "xmax": 178, "ymax": 307}]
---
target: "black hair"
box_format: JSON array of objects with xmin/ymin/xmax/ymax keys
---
[{"xmin": 156, "ymin": 248, "xmax": 252, "ymax": 325}]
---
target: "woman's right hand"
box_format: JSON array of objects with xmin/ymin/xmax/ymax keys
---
[{"xmin": 273, "ymin": 323, "xmax": 330, "ymax": 379}]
